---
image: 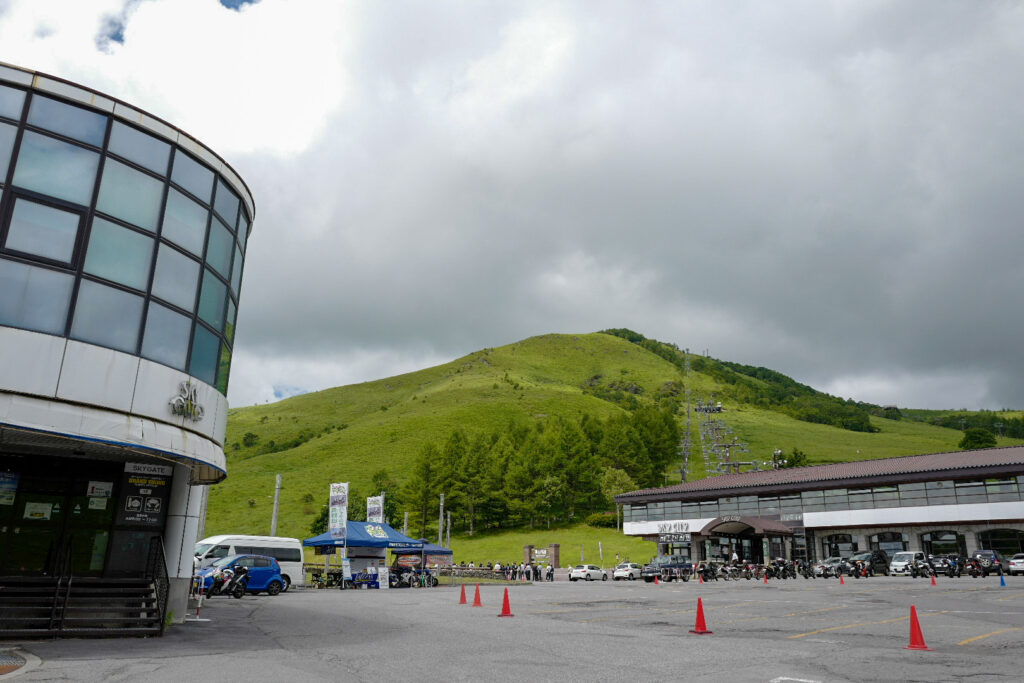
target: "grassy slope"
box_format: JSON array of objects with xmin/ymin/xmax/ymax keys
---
[{"xmin": 211, "ymin": 332, "xmax": 1023, "ymax": 562}]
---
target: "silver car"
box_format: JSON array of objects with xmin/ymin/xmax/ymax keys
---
[
  {"xmin": 569, "ymin": 564, "xmax": 608, "ymax": 581},
  {"xmin": 1009, "ymin": 553, "xmax": 1024, "ymax": 576}
]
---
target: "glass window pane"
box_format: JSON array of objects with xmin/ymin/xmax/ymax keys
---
[
  {"xmin": 171, "ymin": 151, "xmax": 213, "ymax": 203},
  {"xmin": 190, "ymin": 324, "xmax": 219, "ymax": 386},
  {"xmin": 4, "ymin": 198, "xmax": 80, "ymax": 263},
  {"xmin": 217, "ymin": 344, "xmax": 231, "ymax": 394},
  {"xmin": 161, "ymin": 188, "xmax": 208, "ymax": 256},
  {"xmin": 206, "ymin": 218, "xmax": 232, "ymax": 278},
  {"xmin": 0, "ymin": 258, "xmax": 73, "ymax": 334},
  {"xmin": 27, "ymin": 96, "xmax": 107, "ymax": 146},
  {"xmin": 197, "ymin": 269, "xmax": 226, "ymax": 330},
  {"xmin": 0, "ymin": 121, "xmax": 16, "ymax": 180},
  {"xmin": 231, "ymin": 245, "xmax": 243, "ymax": 294},
  {"xmin": 95, "ymin": 158, "xmax": 164, "ymax": 232},
  {"xmin": 13, "ymin": 131, "xmax": 100, "ymax": 205},
  {"xmin": 151, "ymin": 245, "xmax": 199, "ymax": 312},
  {"xmin": 108, "ymin": 122, "xmax": 170, "ymax": 175},
  {"xmin": 225, "ymin": 299, "xmax": 237, "ymax": 344},
  {"xmin": 83, "ymin": 217, "xmax": 153, "ymax": 290},
  {"xmin": 140, "ymin": 302, "xmax": 190, "ymax": 370},
  {"xmin": 0, "ymin": 85, "xmax": 26, "ymax": 120},
  {"xmin": 237, "ymin": 212, "xmax": 249, "ymax": 252},
  {"xmin": 213, "ymin": 178, "xmax": 239, "ymax": 228},
  {"xmin": 70, "ymin": 280, "xmax": 144, "ymax": 353}
]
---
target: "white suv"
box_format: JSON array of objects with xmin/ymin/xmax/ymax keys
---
[
  {"xmin": 613, "ymin": 562, "xmax": 642, "ymax": 580},
  {"xmin": 889, "ymin": 551, "xmax": 925, "ymax": 575},
  {"xmin": 569, "ymin": 564, "xmax": 608, "ymax": 581}
]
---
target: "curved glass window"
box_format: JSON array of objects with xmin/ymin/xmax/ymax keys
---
[
  {"xmin": 161, "ymin": 188, "xmax": 208, "ymax": 256},
  {"xmin": 230, "ymin": 245, "xmax": 243, "ymax": 294},
  {"xmin": 217, "ymin": 345, "xmax": 231, "ymax": 394},
  {"xmin": 27, "ymin": 96, "xmax": 107, "ymax": 146},
  {"xmin": 4, "ymin": 198, "xmax": 80, "ymax": 264},
  {"xmin": 0, "ymin": 85, "xmax": 26, "ymax": 120},
  {"xmin": 213, "ymin": 178, "xmax": 239, "ymax": 228},
  {"xmin": 206, "ymin": 218, "xmax": 233, "ymax": 278},
  {"xmin": 225, "ymin": 299, "xmax": 237, "ymax": 344},
  {"xmin": 140, "ymin": 301, "xmax": 191, "ymax": 371},
  {"xmin": 171, "ymin": 152, "xmax": 213, "ymax": 203},
  {"xmin": 0, "ymin": 258, "xmax": 73, "ymax": 334},
  {"xmin": 189, "ymin": 324, "xmax": 220, "ymax": 385},
  {"xmin": 70, "ymin": 280, "xmax": 144, "ymax": 353},
  {"xmin": 151, "ymin": 244, "xmax": 199, "ymax": 312},
  {"xmin": 108, "ymin": 122, "xmax": 170, "ymax": 176},
  {"xmin": 95, "ymin": 158, "xmax": 164, "ymax": 232},
  {"xmin": 0, "ymin": 121, "xmax": 16, "ymax": 180},
  {"xmin": 83, "ymin": 217, "xmax": 154, "ymax": 290},
  {"xmin": 237, "ymin": 212, "xmax": 249, "ymax": 252},
  {"xmin": 13, "ymin": 131, "xmax": 100, "ymax": 206},
  {"xmin": 197, "ymin": 269, "xmax": 226, "ymax": 330}
]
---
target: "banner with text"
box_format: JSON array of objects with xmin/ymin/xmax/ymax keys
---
[
  {"xmin": 367, "ymin": 495, "xmax": 384, "ymax": 524},
  {"xmin": 329, "ymin": 482, "xmax": 349, "ymax": 541}
]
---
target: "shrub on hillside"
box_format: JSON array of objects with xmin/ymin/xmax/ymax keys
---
[{"xmin": 585, "ymin": 512, "xmax": 618, "ymax": 528}]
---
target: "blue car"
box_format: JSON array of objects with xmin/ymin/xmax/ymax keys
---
[{"xmin": 198, "ymin": 554, "xmax": 286, "ymax": 595}]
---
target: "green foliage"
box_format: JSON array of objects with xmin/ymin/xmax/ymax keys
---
[
  {"xmin": 959, "ymin": 427, "xmax": 997, "ymax": 450},
  {"xmin": 779, "ymin": 448, "xmax": 809, "ymax": 468},
  {"xmin": 585, "ymin": 512, "xmax": 617, "ymax": 528},
  {"xmin": 242, "ymin": 432, "xmax": 260, "ymax": 447}
]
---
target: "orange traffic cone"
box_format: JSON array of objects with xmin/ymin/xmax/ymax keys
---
[
  {"xmin": 689, "ymin": 597, "xmax": 713, "ymax": 634},
  {"xmin": 472, "ymin": 583, "xmax": 482, "ymax": 607},
  {"xmin": 654, "ymin": 575, "xmax": 660, "ymax": 585},
  {"xmin": 930, "ymin": 574, "xmax": 937, "ymax": 587},
  {"xmin": 904, "ymin": 605, "xmax": 933, "ymax": 651},
  {"xmin": 497, "ymin": 587, "xmax": 514, "ymax": 617},
  {"xmin": 459, "ymin": 584, "xmax": 467, "ymax": 604},
  {"xmin": 839, "ymin": 574, "xmax": 845, "ymax": 585},
  {"xmin": 698, "ymin": 574, "xmax": 704, "ymax": 584},
  {"xmin": 763, "ymin": 573, "xmax": 768, "ymax": 584}
]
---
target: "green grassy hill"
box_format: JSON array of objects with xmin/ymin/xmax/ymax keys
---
[{"xmin": 209, "ymin": 332, "xmax": 1022, "ymax": 551}]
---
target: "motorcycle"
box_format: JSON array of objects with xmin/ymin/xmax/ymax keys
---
[
  {"xmin": 206, "ymin": 567, "xmax": 234, "ymax": 596},
  {"xmin": 226, "ymin": 566, "xmax": 250, "ymax": 598},
  {"xmin": 909, "ymin": 558, "xmax": 934, "ymax": 578}
]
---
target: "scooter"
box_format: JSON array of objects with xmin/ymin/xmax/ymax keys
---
[{"xmin": 227, "ymin": 566, "xmax": 250, "ymax": 598}]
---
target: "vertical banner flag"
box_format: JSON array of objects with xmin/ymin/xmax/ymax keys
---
[
  {"xmin": 329, "ymin": 482, "xmax": 349, "ymax": 540},
  {"xmin": 367, "ymin": 495, "xmax": 384, "ymax": 524}
]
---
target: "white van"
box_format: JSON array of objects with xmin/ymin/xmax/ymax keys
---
[{"xmin": 195, "ymin": 535, "xmax": 305, "ymax": 590}]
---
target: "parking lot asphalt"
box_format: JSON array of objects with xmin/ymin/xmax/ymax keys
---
[{"xmin": 4, "ymin": 575, "xmax": 1022, "ymax": 682}]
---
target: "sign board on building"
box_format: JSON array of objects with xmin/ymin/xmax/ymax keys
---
[
  {"xmin": 0, "ymin": 472, "xmax": 18, "ymax": 506},
  {"xmin": 659, "ymin": 533, "xmax": 692, "ymax": 544},
  {"xmin": 656, "ymin": 521, "xmax": 690, "ymax": 533},
  {"xmin": 115, "ymin": 462, "xmax": 170, "ymax": 527}
]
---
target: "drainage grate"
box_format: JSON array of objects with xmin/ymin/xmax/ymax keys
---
[{"xmin": 0, "ymin": 650, "xmax": 26, "ymax": 675}]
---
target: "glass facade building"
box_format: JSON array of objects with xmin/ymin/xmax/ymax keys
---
[
  {"xmin": 0, "ymin": 64, "xmax": 255, "ymax": 632},
  {"xmin": 0, "ymin": 83, "xmax": 250, "ymax": 394}
]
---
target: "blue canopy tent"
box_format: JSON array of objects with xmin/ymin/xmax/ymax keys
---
[{"xmin": 303, "ymin": 521, "xmax": 423, "ymax": 549}]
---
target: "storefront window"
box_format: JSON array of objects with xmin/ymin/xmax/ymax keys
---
[
  {"xmin": 921, "ymin": 531, "xmax": 965, "ymax": 557},
  {"xmin": 822, "ymin": 534, "xmax": 856, "ymax": 558},
  {"xmin": 870, "ymin": 532, "xmax": 907, "ymax": 554},
  {"xmin": 977, "ymin": 529, "xmax": 1024, "ymax": 557}
]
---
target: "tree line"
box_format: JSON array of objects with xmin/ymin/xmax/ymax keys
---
[{"xmin": 400, "ymin": 405, "xmax": 680, "ymax": 539}]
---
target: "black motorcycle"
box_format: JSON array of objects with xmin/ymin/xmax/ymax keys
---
[
  {"xmin": 909, "ymin": 558, "xmax": 934, "ymax": 578},
  {"xmin": 227, "ymin": 566, "xmax": 250, "ymax": 598}
]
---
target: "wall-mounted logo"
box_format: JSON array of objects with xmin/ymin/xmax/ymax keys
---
[{"xmin": 169, "ymin": 381, "xmax": 205, "ymax": 422}]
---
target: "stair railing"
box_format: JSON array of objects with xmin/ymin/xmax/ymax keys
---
[
  {"xmin": 145, "ymin": 536, "xmax": 170, "ymax": 633},
  {"xmin": 50, "ymin": 538, "xmax": 74, "ymax": 633}
]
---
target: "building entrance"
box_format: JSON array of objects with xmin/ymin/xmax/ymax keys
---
[{"xmin": 0, "ymin": 454, "xmax": 171, "ymax": 578}]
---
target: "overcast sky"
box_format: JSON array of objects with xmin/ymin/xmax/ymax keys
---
[{"xmin": 3, "ymin": 0, "xmax": 1022, "ymax": 410}]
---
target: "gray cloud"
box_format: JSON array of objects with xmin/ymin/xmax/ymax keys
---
[{"xmin": 204, "ymin": 2, "xmax": 1024, "ymax": 408}]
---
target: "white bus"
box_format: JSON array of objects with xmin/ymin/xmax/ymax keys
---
[{"xmin": 195, "ymin": 535, "xmax": 305, "ymax": 590}]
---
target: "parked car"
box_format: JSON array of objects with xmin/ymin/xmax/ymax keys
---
[
  {"xmin": 841, "ymin": 550, "xmax": 890, "ymax": 576},
  {"xmin": 889, "ymin": 551, "xmax": 926, "ymax": 576},
  {"xmin": 1009, "ymin": 554, "xmax": 1024, "ymax": 576},
  {"xmin": 569, "ymin": 564, "xmax": 608, "ymax": 581},
  {"xmin": 198, "ymin": 554, "xmax": 285, "ymax": 595},
  {"xmin": 971, "ymin": 549, "xmax": 1008, "ymax": 574},
  {"xmin": 613, "ymin": 562, "xmax": 642, "ymax": 581}
]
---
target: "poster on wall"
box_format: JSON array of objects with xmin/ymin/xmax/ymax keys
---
[
  {"xmin": 366, "ymin": 495, "xmax": 384, "ymax": 523},
  {"xmin": 115, "ymin": 462, "xmax": 171, "ymax": 527},
  {"xmin": 0, "ymin": 472, "xmax": 18, "ymax": 505},
  {"xmin": 329, "ymin": 482, "xmax": 349, "ymax": 541},
  {"xmin": 23, "ymin": 501, "xmax": 52, "ymax": 520}
]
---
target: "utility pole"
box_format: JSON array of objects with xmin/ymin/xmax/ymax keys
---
[
  {"xmin": 270, "ymin": 474, "xmax": 282, "ymax": 536},
  {"xmin": 403, "ymin": 511, "xmax": 409, "ymax": 535},
  {"xmin": 438, "ymin": 493, "xmax": 445, "ymax": 547},
  {"xmin": 446, "ymin": 511, "xmax": 451, "ymax": 548}
]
